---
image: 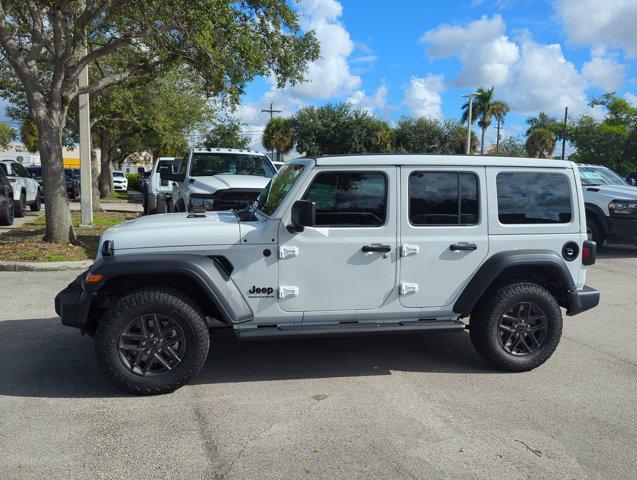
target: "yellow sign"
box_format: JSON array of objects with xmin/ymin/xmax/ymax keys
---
[{"xmin": 63, "ymin": 158, "xmax": 81, "ymax": 168}]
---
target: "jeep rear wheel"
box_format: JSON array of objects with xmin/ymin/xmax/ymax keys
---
[
  {"xmin": 95, "ymin": 288, "xmax": 210, "ymax": 395},
  {"xmin": 469, "ymin": 282, "xmax": 562, "ymax": 372},
  {"xmin": 14, "ymin": 191, "xmax": 26, "ymax": 217}
]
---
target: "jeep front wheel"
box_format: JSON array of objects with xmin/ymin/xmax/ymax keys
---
[
  {"xmin": 95, "ymin": 288, "xmax": 210, "ymax": 395},
  {"xmin": 469, "ymin": 282, "xmax": 562, "ymax": 372}
]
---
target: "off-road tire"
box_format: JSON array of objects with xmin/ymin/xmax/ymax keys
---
[
  {"xmin": 95, "ymin": 288, "xmax": 210, "ymax": 395},
  {"xmin": 586, "ymin": 216, "xmax": 603, "ymax": 248},
  {"xmin": 30, "ymin": 189, "xmax": 41, "ymax": 211},
  {"xmin": 14, "ymin": 192, "xmax": 26, "ymax": 217},
  {"xmin": 469, "ymin": 282, "xmax": 562, "ymax": 372},
  {"xmin": 0, "ymin": 196, "xmax": 13, "ymax": 225}
]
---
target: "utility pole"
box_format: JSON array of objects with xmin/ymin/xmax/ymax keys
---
[
  {"xmin": 78, "ymin": 19, "xmax": 93, "ymax": 226},
  {"xmin": 462, "ymin": 93, "xmax": 476, "ymax": 155},
  {"xmin": 261, "ymin": 102, "xmax": 281, "ymax": 161},
  {"xmin": 495, "ymin": 118, "xmax": 502, "ymax": 154},
  {"xmin": 561, "ymin": 106, "xmax": 568, "ymax": 160}
]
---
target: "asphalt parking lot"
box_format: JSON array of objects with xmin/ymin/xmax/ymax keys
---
[{"xmin": 0, "ymin": 247, "xmax": 635, "ymax": 480}]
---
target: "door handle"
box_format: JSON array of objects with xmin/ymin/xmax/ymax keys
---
[
  {"xmin": 362, "ymin": 244, "xmax": 391, "ymax": 253},
  {"xmin": 450, "ymin": 242, "xmax": 477, "ymax": 251}
]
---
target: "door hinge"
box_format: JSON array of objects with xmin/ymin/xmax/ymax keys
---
[
  {"xmin": 400, "ymin": 244, "xmax": 419, "ymax": 257},
  {"xmin": 399, "ymin": 282, "xmax": 419, "ymax": 295},
  {"xmin": 279, "ymin": 286, "xmax": 299, "ymax": 298},
  {"xmin": 279, "ymin": 246, "xmax": 299, "ymax": 259}
]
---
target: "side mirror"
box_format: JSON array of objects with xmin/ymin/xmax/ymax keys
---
[
  {"xmin": 160, "ymin": 170, "xmax": 184, "ymax": 183},
  {"xmin": 288, "ymin": 200, "xmax": 316, "ymax": 233}
]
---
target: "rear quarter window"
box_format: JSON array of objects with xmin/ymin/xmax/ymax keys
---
[{"xmin": 497, "ymin": 172, "xmax": 572, "ymax": 224}]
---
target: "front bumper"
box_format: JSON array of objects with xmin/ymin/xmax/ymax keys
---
[
  {"xmin": 113, "ymin": 183, "xmax": 127, "ymax": 191},
  {"xmin": 567, "ymin": 285, "xmax": 600, "ymax": 316},
  {"xmin": 607, "ymin": 216, "xmax": 637, "ymax": 243},
  {"xmin": 55, "ymin": 273, "xmax": 94, "ymax": 330}
]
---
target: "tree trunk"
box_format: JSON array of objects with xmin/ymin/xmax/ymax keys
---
[
  {"xmin": 37, "ymin": 116, "xmax": 75, "ymax": 243},
  {"xmin": 99, "ymin": 133, "xmax": 112, "ymax": 198},
  {"xmin": 91, "ymin": 149, "xmax": 102, "ymax": 211},
  {"xmin": 480, "ymin": 127, "xmax": 486, "ymax": 155}
]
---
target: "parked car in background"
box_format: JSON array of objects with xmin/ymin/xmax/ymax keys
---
[
  {"xmin": 26, "ymin": 166, "xmax": 43, "ymax": 190},
  {"xmin": 0, "ymin": 166, "xmax": 14, "ymax": 225},
  {"xmin": 0, "ymin": 160, "xmax": 41, "ymax": 217},
  {"xmin": 112, "ymin": 171, "xmax": 128, "ymax": 192},
  {"xmin": 142, "ymin": 156, "xmax": 181, "ymax": 215},
  {"xmin": 164, "ymin": 148, "xmax": 276, "ymax": 212},
  {"xmin": 580, "ymin": 164, "xmax": 637, "ymax": 247},
  {"xmin": 64, "ymin": 168, "xmax": 81, "ymax": 199},
  {"xmin": 626, "ymin": 171, "xmax": 637, "ymax": 186}
]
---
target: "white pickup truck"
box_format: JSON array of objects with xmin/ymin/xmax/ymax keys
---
[{"xmin": 142, "ymin": 157, "xmax": 182, "ymax": 215}]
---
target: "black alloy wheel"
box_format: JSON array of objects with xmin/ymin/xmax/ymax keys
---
[
  {"xmin": 118, "ymin": 314, "xmax": 187, "ymax": 376},
  {"xmin": 497, "ymin": 302, "xmax": 548, "ymax": 356}
]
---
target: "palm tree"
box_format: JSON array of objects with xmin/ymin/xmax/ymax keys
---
[
  {"xmin": 262, "ymin": 117, "xmax": 294, "ymax": 161},
  {"xmin": 461, "ymin": 87, "xmax": 509, "ymax": 155},
  {"xmin": 525, "ymin": 128, "xmax": 556, "ymax": 158}
]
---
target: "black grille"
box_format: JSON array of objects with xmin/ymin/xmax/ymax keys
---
[{"xmin": 212, "ymin": 189, "xmax": 261, "ymax": 210}]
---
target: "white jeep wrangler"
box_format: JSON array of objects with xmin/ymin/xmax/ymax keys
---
[{"xmin": 56, "ymin": 155, "xmax": 600, "ymax": 394}]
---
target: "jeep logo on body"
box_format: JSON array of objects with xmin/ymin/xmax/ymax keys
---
[{"xmin": 248, "ymin": 286, "xmax": 274, "ymax": 298}]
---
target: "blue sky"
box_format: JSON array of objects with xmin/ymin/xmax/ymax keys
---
[
  {"xmin": 3, "ymin": 0, "xmax": 635, "ymax": 152},
  {"xmin": 236, "ymin": 0, "xmax": 636, "ymax": 149}
]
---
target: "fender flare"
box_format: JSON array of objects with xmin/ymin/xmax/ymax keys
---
[
  {"xmin": 86, "ymin": 254, "xmax": 253, "ymax": 325},
  {"xmin": 453, "ymin": 250, "xmax": 576, "ymax": 315}
]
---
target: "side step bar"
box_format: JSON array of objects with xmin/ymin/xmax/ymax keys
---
[{"xmin": 235, "ymin": 319, "xmax": 465, "ymax": 341}]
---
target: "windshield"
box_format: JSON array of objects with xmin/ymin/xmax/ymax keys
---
[
  {"xmin": 28, "ymin": 167, "xmax": 42, "ymax": 177},
  {"xmin": 113, "ymin": 172, "xmax": 125, "ymax": 178},
  {"xmin": 580, "ymin": 166, "xmax": 629, "ymax": 186},
  {"xmin": 189, "ymin": 153, "xmax": 275, "ymax": 178},
  {"xmin": 254, "ymin": 164, "xmax": 305, "ymax": 216}
]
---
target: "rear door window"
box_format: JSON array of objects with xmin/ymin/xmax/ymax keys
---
[{"xmin": 409, "ymin": 171, "xmax": 479, "ymax": 226}]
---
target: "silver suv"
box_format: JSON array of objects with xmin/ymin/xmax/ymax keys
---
[{"xmin": 56, "ymin": 155, "xmax": 600, "ymax": 394}]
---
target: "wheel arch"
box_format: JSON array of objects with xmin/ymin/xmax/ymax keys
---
[
  {"xmin": 83, "ymin": 254, "xmax": 252, "ymax": 335},
  {"xmin": 585, "ymin": 202, "xmax": 608, "ymax": 238},
  {"xmin": 453, "ymin": 250, "xmax": 576, "ymax": 316}
]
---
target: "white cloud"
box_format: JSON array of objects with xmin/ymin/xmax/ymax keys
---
[
  {"xmin": 554, "ymin": 0, "xmax": 637, "ymax": 57},
  {"xmin": 347, "ymin": 84, "xmax": 388, "ymax": 114},
  {"xmin": 402, "ymin": 75, "xmax": 445, "ymax": 119},
  {"xmin": 286, "ymin": 0, "xmax": 360, "ymax": 100},
  {"xmin": 625, "ymin": 92, "xmax": 637, "ymax": 107},
  {"xmin": 421, "ymin": 15, "xmax": 519, "ymax": 87},
  {"xmin": 420, "ymin": 15, "xmax": 601, "ymax": 115},
  {"xmin": 582, "ymin": 52, "xmax": 626, "ymax": 91}
]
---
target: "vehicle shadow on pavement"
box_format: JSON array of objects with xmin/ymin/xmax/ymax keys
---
[
  {"xmin": 0, "ymin": 318, "xmax": 493, "ymax": 398},
  {"xmin": 596, "ymin": 244, "xmax": 637, "ymax": 259}
]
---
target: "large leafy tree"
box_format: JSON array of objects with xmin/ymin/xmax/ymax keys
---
[
  {"xmin": 0, "ymin": 0, "xmax": 318, "ymax": 242},
  {"xmin": 200, "ymin": 117, "xmax": 250, "ymax": 150},
  {"xmin": 568, "ymin": 93, "xmax": 637, "ymax": 172},
  {"xmin": 290, "ymin": 103, "xmax": 392, "ymax": 156},
  {"xmin": 262, "ymin": 117, "xmax": 293, "ymax": 161},
  {"xmin": 0, "ymin": 120, "xmax": 14, "ymax": 148},
  {"xmin": 393, "ymin": 117, "xmax": 477, "ymax": 154},
  {"xmin": 489, "ymin": 136, "xmax": 526, "ymax": 157},
  {"xmin": 461, "ymin": 87, "xmax": 509, "ymax": 155}
]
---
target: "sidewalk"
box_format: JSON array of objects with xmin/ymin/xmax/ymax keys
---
[{"xmin": 0, "ymin": 211, "xmax": 43, "ymax": 236}]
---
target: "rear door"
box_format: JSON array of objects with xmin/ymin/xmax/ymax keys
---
[{"xmin": 399, "ymin": 166, "xmax": 489, "ymax": 308}]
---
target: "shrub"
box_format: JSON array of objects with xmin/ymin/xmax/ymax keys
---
[{"xmin": 126, "ymin": 173, "xmax": 143, "ymax": 192}]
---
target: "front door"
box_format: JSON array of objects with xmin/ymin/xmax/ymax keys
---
[
  {"xmin": 399, "ymin": 166, "xmax": 489, "ymax": 308},
  {"xmin": 278, "ymin": 167, "xmax": 398, "ymax": 313}
]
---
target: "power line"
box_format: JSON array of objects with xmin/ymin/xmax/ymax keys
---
[{"xmin": 261, "ymin": 102, "xmax": 282, "ymax": 160}]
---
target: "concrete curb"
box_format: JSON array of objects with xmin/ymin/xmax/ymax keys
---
[{"xmin": 0, "ymin": 260, "xmax": 92, "ymax": 272}]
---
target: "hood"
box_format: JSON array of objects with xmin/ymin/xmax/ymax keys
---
[
  {"xmin": 585, "ymin": 184, "xmax": 637, "ymax": 199},
  {"xmin": 101, "ymin": 211, "xmax": 240, "ymax": 252},
  {"xmin": 189, "ymin": 174, "xmax": 270, "ymax": 194}
]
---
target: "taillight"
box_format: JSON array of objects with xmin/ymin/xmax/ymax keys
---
[{"xmin": 582, "ymin": 240, "xmax": 596, "ymax": 266}]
